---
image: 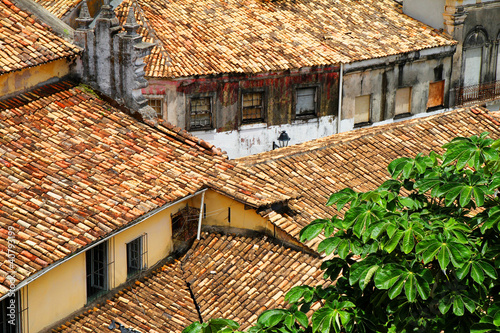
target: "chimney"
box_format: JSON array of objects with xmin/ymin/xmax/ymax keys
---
[{"xmin": 74, "ymin": 0, "xmax": 158, "ymax": 125}]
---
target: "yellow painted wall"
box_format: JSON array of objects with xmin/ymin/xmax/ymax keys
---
[
  {"xmin": 26, "ymin": 199, "xmax": 195, "ymax": 332},
  {"xmin": 191, "ymin": 190, "xmax": 274, "ymax": 234},
  {"xmin": 113, "ymin": 202, "xmax": 184, "ymax": 286},
  {"xmin": 0, "ymin": 59, "xmax": 71, "ymax": 98},
  {"xmin": 27, "ymin": 252, "xmax": 86, "ymax": 333},
  {"xmin": 25, "ymin": 191, "xmax": 279, "ymax": 332}
]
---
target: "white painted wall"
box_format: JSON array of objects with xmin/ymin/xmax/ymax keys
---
[{"xmin": 193, "ymin": 115, "xmax": 337, "ymax": 159}]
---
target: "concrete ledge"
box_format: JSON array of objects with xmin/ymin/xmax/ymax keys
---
[{"xmin": 12, "ymin": 0, "xmax": 75, "ymax": 42}]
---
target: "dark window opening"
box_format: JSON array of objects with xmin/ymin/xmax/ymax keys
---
[
  {"xmin": 127, "ymin": 236, "xmax": 146, "ymax": 277},
  {"xmin": 242, "ymin": 92, "xmax": 264, "ymax": 123},
  {"xmin": 190, "ymin": 97, "xmax": 212, "ymax": 130},
  {"xmin": 172, "ymin": 206, "xmax": 200, "ymax": 251},
  {"xmin": 86, "ymin": 242, "xmax": 108, "ymax": 302}
]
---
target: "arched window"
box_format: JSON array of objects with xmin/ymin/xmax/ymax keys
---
[{"xmin": 463, "ymin": 28, "xmax": 488, "ymax": 87}]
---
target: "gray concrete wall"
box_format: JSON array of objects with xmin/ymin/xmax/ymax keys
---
[
  {"xmin": 342, "ymin": 55, "xmax": 453, "ymax": 127},
  {"xmin": 403, "ymin": 0, "xmax": 446, "ymax": 30}
]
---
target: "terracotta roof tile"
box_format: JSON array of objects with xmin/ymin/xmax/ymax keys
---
[
  {"xmin": 54, "ymin": 233, "xmax": 327, "ymax": 332},
  {"xmin": 52, "ymin": 260, "xmax": 198, "ymax": 333},
  {"xmin": 32, "ymin": 0, "xmax": 82, "ymax": 19},
  {"xmin": 115, "ymin": 0, "xmax": 455, "ymax": 78},
  {"xmin": 0, "ymin": 0, "xmax": 80, "ymax": 74},
  {"xmin": 237, "ymin": 108, "xmax": 500, "ymax": 250},
  {"xmin": 0, "ymin": 81, "xmax": 295, "ymax": 298}
]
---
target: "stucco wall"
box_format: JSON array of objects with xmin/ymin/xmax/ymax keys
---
[
  {"xmin": 341, "ymin": 55, "xmax": 453, "ymax": 130},
  {"xmin": 191, "ymin": 190, "xmax": 274, "ymax": 235},
  {"xmin": 403, "ymin": 0, "xmax": 446, "ymax": 30},
  {"xmin": 144, "ymin": 67, "xmax": 340, "ymax": 158},
  {"xmin": 25, "ymin": 197, "xmax": 201, "ymax": 333},
  {"xmin": 0, "ymin": 59, "xmax": 72, "ymax": 99},
  {"xmin": 28, "ymin": 252, "xmax": 86, "ymax": 333},
  {"xmin": 460, "ymin": 3, "xmax": 500, "ymax": 84}
]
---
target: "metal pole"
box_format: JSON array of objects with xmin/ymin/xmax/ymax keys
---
[
  {"xmin": 337, "ymin": 63, "xmax": 344, "ymax": 134},
  {"xmin": 197, "ymin": 191, "xmax": 206, "ymax": 240}
]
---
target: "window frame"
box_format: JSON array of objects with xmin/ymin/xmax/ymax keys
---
[
  {"xmin": 188, "ymin": 95, "xmax": 214, "ymax": 131},
  {"xmin": 354, "ymin": 94, "xmax": 372, "ymax": 127},
  {"xmin": 240, "ymin": 89, "xmax": 266, "ymax": 124},
  {"xmin": 145, "ymin": 95, "xmax": 165, "ymax": 120},
  {"xmin": 427, "ymin": 80, "xmax": 446, "ymax": 111},
  {"xmin": 86, "ymin": 242, "xmax": 108, "ymax": 303},
  {"xmin": 126, "ymin": 235, "xmax": 147, "ymax": 277},
  {"xmin": 294, "ymin": 85, "xmax": 320, "ymax": 119},
  {"xmin": 394, "ymin": 86, "xmax": 412, "ymax": 119},
  {"xmin": 496, "ymin": 31, "xmax": 500, "ymax": 81},
  {"xmin": 461, "ymin": 28, "xmax": 488, "ymax": 87}
]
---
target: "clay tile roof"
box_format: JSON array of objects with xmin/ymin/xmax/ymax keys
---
[
  {"xmin": 0, "ymin": 81, "xmax": 294, "ymax": 298},
  {"xmin": 236, "ymin": 108, "xmax": 500, "ymax": 250},
  {"xmin": 32, "ymin": 0, "xmax": 82, "ymax": 19},
  {"xmin": 53, "ymin": 233, "xmax": 328, "ymax": 332},
  {"xmin": 0, "ymin": 0, "xmax": 80, "ymax": 74},
  {"xmin": 114, "ymin": 0, "xmax": 456, "ymax": 78},
  {"xmin": 52, "ymin": 260, "xmax": 198, "ymax": 333}
]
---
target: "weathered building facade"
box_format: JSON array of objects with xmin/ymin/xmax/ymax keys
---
[
  {"xmin": 340, "ymin": 46, "xmax": 456, "ymax": 131},
  {"xmin": 110, "ymin": 0, "xmax": 456, "ymax": 158},
  {"xmin": 145, "ymin": 67, "xmax": 340, "ymax": 157},
  {"xmin": 404, "ymin": 0, "xmax": 500, "ymax": 109}
]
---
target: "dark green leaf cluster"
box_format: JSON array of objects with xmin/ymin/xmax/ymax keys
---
[{"xmin": 183, "ymin": 133, "xmax": 500, "ymax": 333}]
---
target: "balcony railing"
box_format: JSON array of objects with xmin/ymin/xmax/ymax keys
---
[{"xmin": 455, "ymin": 81, "xmax": 500, "ymax": 106}]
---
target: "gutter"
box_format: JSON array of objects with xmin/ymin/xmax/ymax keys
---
[
  {"xmin": 337, "ymin": 63, "xmax": 344, "ymax": 134},
  {"xmin": 0, "ymin": 188, "xmax": 208, "ymax": 302}
]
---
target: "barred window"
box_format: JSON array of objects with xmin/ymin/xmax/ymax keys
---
[
  {"xmin": 190, "ymin": 97, "xmax": 212, "ymax": 130},
  {"xmin": 427, "ymin": 81, "xmax": 445, "ymax": 109},
  {"xmin": 242, "ymin": 92, "xmax": 264, "ymax": 123}
]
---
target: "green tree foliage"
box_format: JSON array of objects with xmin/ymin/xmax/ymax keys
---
[{"xmin": 183, "ymin": 133, "xmax": 500, "ymax": 333}]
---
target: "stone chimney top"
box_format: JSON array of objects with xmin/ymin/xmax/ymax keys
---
[
  {"xmin": 75, "ymin": 0, "xmax": 92, "ymax": 29},
  {"xmin": 124, "ymin": 7, "xmax": 140, "ymax": 35},
  {"xmin": 74, "ymin": 4, "xmax": 157, "ymax": 125}
]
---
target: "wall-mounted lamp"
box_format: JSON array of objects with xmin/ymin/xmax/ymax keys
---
[{"xmin": 273, "ymin": 131, "xmax": 290, "ymax": 150}]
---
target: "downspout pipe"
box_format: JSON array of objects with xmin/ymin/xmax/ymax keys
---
[
  {"xmin": 337, "ymin": 63, "xmax": 344, "ymax": 134},
  {"xmin": 197, "ymin": 191, "xmax": 206, "ymax": 240}
]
